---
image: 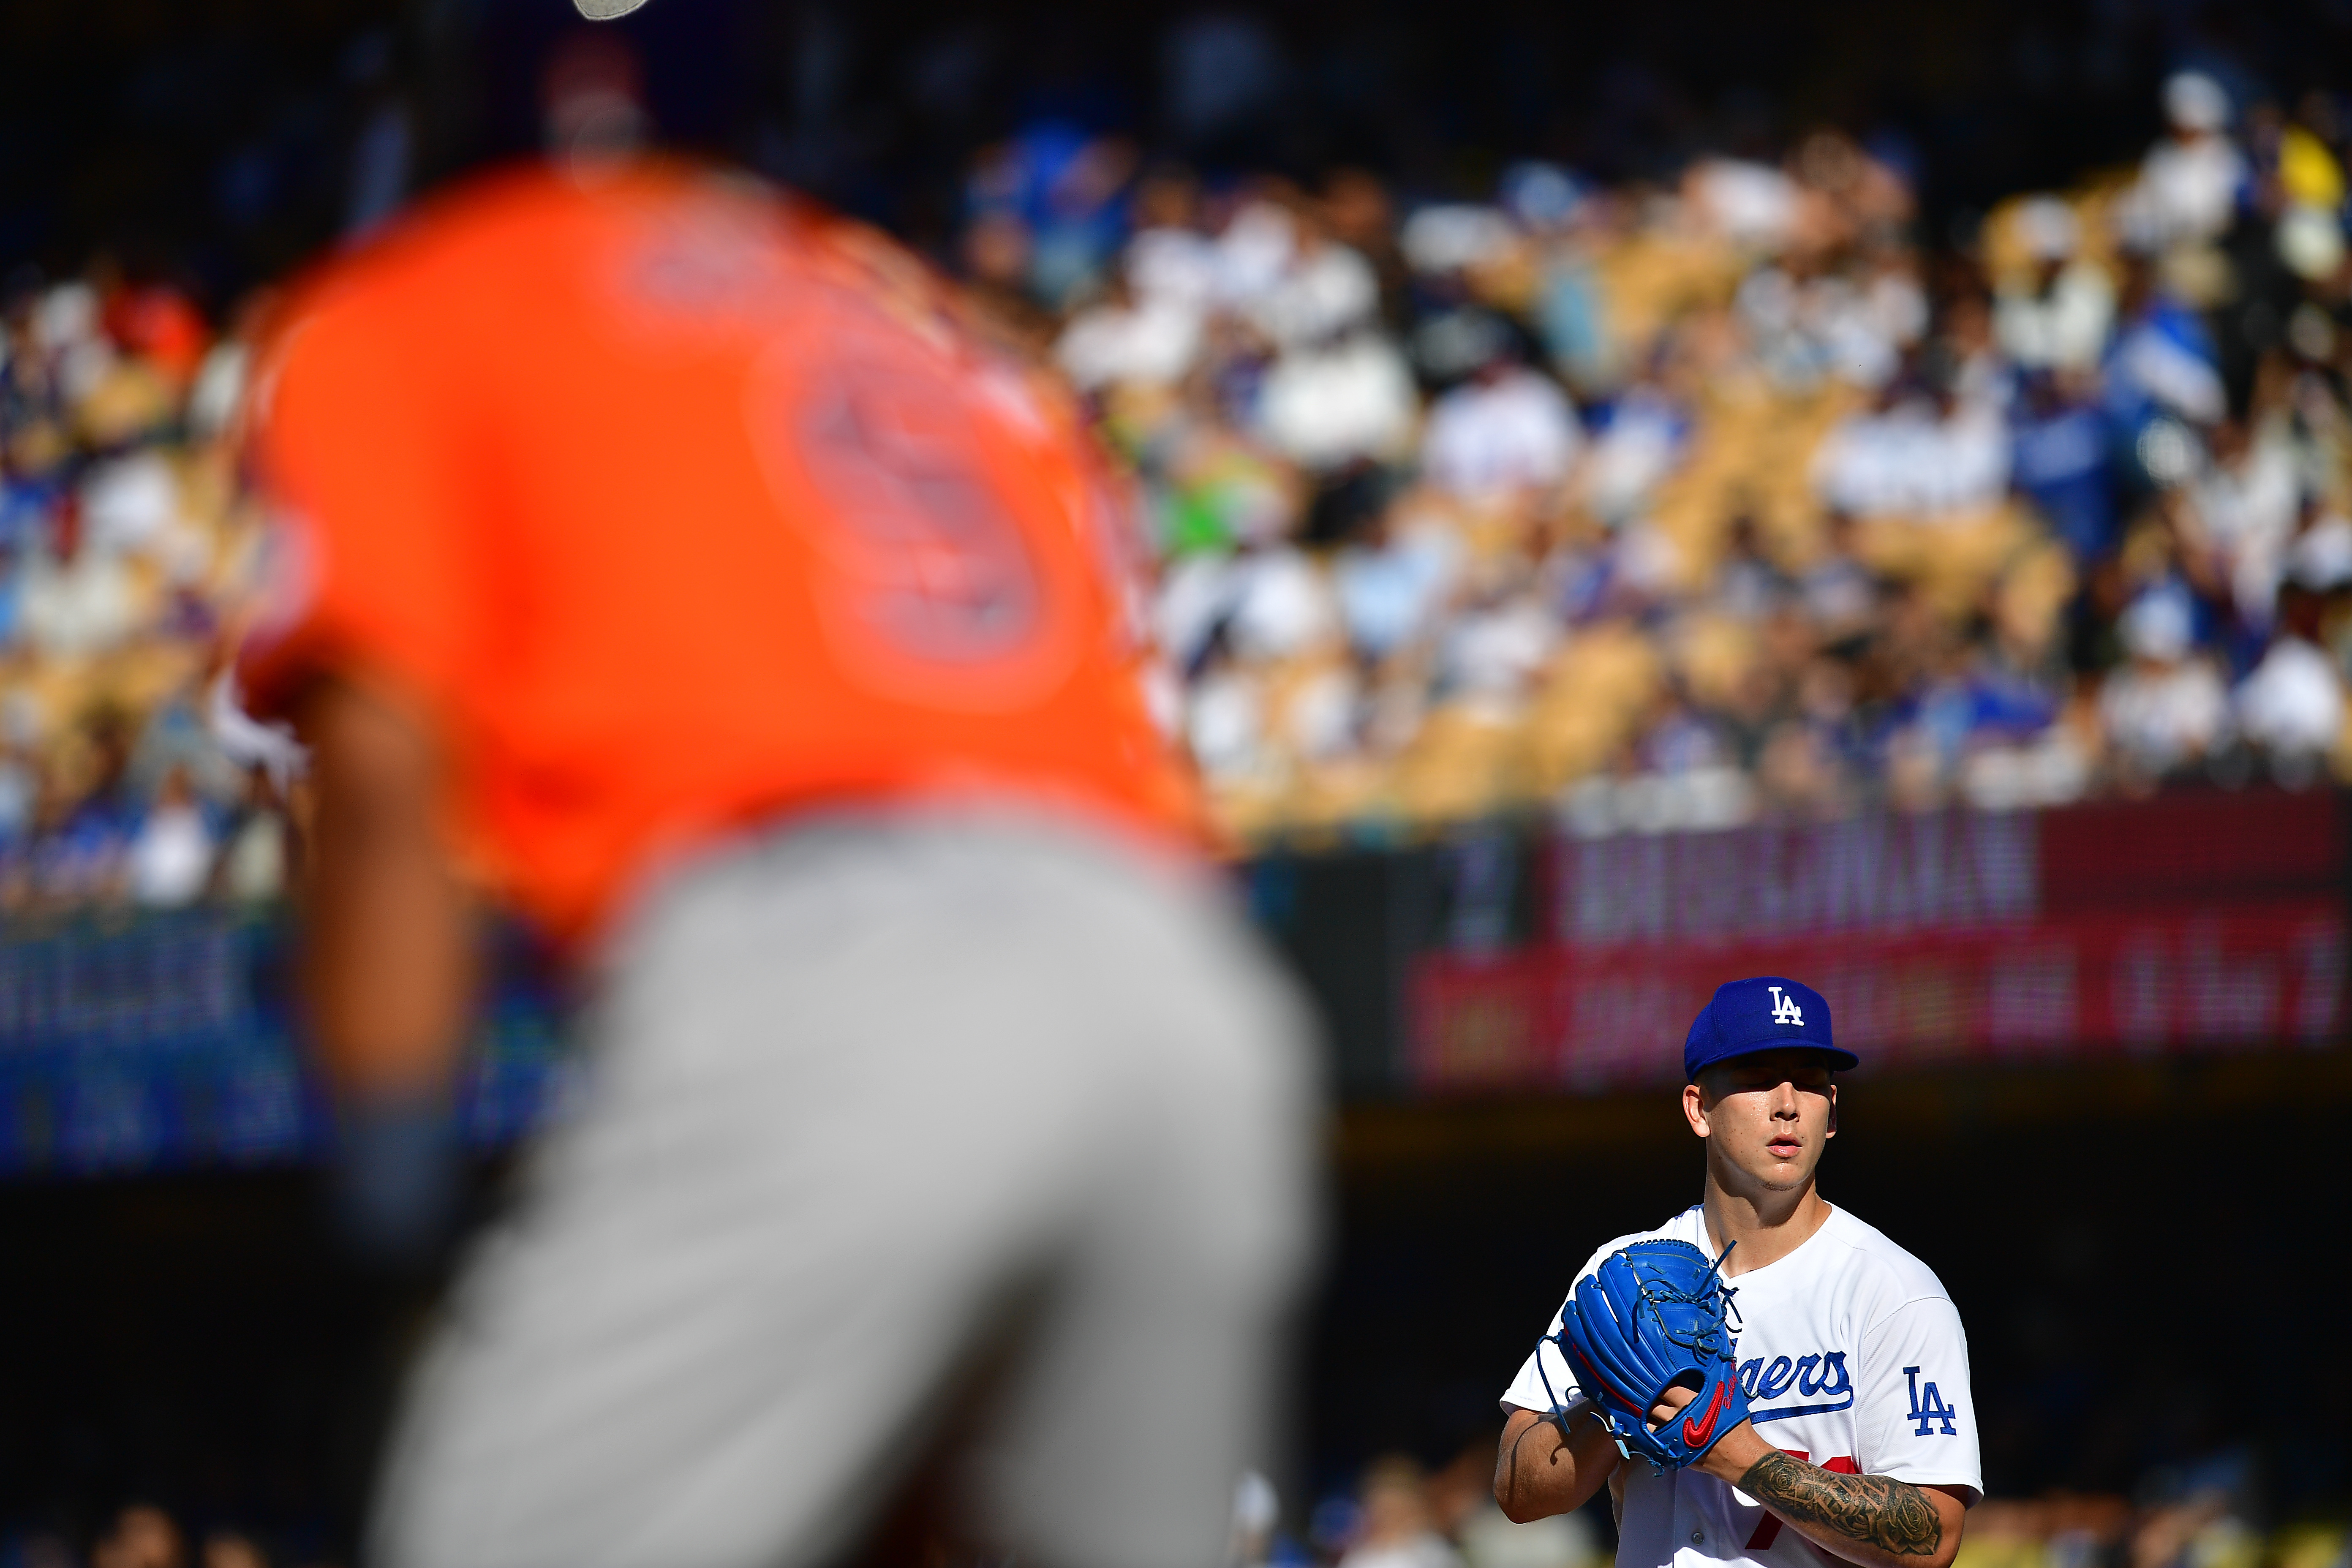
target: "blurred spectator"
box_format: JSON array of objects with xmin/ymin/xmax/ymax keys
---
[
  {"xmin": 967, "ymin": 123, "xmax": 1138, "ymax": 307},
  {"xmin": 1258, "ymin": 331, "xmax": 1417, "ymax": 471},
  {"xmin": 19, "ymin": 496, "xmax": 141, "ymax": 659},
  {"xmin": 200, "ymin": 1534, "xmax": 269, "ymax": 1568},
  {"xmin": 1338, "ymin": 1457, "xmax": 1465, "ymax": 1568},
  {"xmin": 1993, "ymin": 199, "xmax": 2114, "ymax": 373},
  {"xmin": 2191, "ymin": 417, "xmax": 2299, "ymax": 627},
  {"xmin": 1230, "ymin": 1470, "xmax": 1282, "ymax": 1568},
  {"xmin": 2235, "ymin": 570, "xmax": 2348, "ymax": 777},
  {"xmin": 1421, "ymin": 362, "xmax": 1580, "ymax": 502},
  {"xmin": 1057, "ymin": 275, "xmax": 1204, "ymax": 392},
  {"xmin": 2011, "ymin": 371, "xmax": 2116, "ymax": 561},
  {"xmin": 1335, "ymin": 508, "xmax": 1462, "ymax": 659},
  {"xmin": 2105, "ymin": 257, "xmax": 2226, "ymax": 436},
  {"xmin": 91, "ymin": 1506, "xmax": 182, "ymax": 1568},
  {"xmin": 2099, "ymin": 590, "xmax": 2228, "ymax": 780},
  {"xmin": 218, "ymin": 765, "xmax": 292, "ymax": 903},
  {"xmin": 2118, "ymin": 72, "xmax": 2248, "ymax": 250},
  {"xmin": 127, "ymin": 765, "xmax": 216, "ymax": 907},
  {"xmin": 1815, "ymin": 380, "xmax": 2009, "ymax": 519}
]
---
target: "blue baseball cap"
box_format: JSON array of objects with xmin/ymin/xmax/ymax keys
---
[{"xmin": 1683, "ymin": 976, "xmax": 1858, "ymax": 1079}]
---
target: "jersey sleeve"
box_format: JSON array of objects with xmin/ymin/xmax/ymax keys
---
[
  {"xmin": 238, "ymin": 262, "xmax": 487, "ymax": 721},
  {"xmin": 1500, "ymin": 1294, "xmax": 1587, "ymax": 1416},
  {"xmin": 1500, "ymin": 1235, "xmax": 1629, "ymax": 1415},
  {"xmin": 1853, "ymin": 1296, "xmax": 1983, "ymax": 1503}
]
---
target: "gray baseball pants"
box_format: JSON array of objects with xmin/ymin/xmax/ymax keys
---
[{"xmin": 369, "ymin": 811, "xmax": 1319, "ymax": 1568}]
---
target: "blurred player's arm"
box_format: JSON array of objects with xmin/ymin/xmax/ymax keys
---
[
  {"xmin": 301, "ymin": 676, "xmax": 476, "ymax": 1094},
  {"xmin": 1493, "ymin": 1405, "xmax": 1619, "ymax": 1523},
  {"xmin": 299, "ymin": 676, "xmax": 478, "ymax": 1260}
]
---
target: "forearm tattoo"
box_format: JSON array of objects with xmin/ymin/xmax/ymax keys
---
[{"xmin": 1739, "ymin": 1452, "xmax": 1944, "ymax": 1558}]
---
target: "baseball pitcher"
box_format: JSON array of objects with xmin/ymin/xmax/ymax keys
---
[{"xmin": 1494, "ymin": 977, "xmax": 1979, "ymax": 1568}]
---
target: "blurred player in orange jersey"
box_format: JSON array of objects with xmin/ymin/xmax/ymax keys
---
[{"xmin": 240, "ymin": 149, "xmax": 1318, "ymax": 1568}]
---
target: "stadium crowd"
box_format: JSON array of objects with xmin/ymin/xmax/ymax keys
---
[
  {"xmin": 3, "ymin": 65, "xmax": 2352, "ymax": 904},
  {"xmin": 6, "ymin": 1440, "xmax": 2332, "ymax": 1568},
  {"xmin": 0, "ymin": 266, "xmax": 292, "ymax": 914},
  {"xmin": 981, "ymin": 68, "xmax": 2352, "ymax": 843},
  {"xmin": 1250, "ymin": 1443, "xmax": 2345, "ymax": 1568}
]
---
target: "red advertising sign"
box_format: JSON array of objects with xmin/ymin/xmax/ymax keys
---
[{"xmin": 1409, "ymin": 792, "xmax": 2347, "ymax": 1093}]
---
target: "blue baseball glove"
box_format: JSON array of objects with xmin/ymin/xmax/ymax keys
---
[{"xmin": 1545, "ymin": 1239, "xmax": 1748, "ymax": 1471}]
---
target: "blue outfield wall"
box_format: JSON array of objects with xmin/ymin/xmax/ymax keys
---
[{"xmin": 0, "ymin": 911, "xmax": 570, "ymax": 1178}]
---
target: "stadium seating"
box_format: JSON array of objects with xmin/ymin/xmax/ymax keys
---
[{"xmin": 2, "ymin": 72, "xmax": 2349, "ymax": 901}]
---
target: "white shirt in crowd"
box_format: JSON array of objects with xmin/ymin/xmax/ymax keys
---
[
  {"xmin": 2237, "ymin": 636, "xmax": 2346, "ymax": 759},
  {"xmin": 1125, "ymin": 226, "xmax": 1220, "ymax": 310},
  {"xmin": 1055, "ymin": 296, "xmax": 1203, "ymax": 391},
  {"xmin": 2194, "ymin": 435, "xmax": 2301, "ymax": 625},
  {"xmin": 1813, "ymin": 400, "xmax": 2009, "ymax": 519},
  {"xmin": 1421, "ymin": 368, "xmax": 1581, "ymax": 501},
  {"xmin": 1993, "ymin": 264, "xmax": 2115, "ymax": 373},
  {"xmin": 2126, "ymin": 132, "xmax": 2246, "ymax": 248},
  {"xmin": 1247, "ymin": 238, "xmax": 1380, "ymax": 349},
  {"xmin": 1687, "ymin": 160, "xmax": 1802, "ymax": 251},
  {"xmin": 128, "ymin": 801, "xmax": 215, "ymax": 907},
  {"xmin": 1503, "ymin": 1204, "xmax": 1982, "ymax": 1568},
  {"xmin": 1258, "ymin": 333, "xmax": 1417, "ymax": 469},
  {"xmin": 2100, "ymin": 657, "xmax": 2229, "ymax": 771},
  {"xmin": 19, "ymin": 543, "xmax": 140, "ymax": 659}
]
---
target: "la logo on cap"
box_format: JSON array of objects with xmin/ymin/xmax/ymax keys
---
[{"xmin": 1767, "ymin": 985, "xmax": 1805, "ymax": 1026}]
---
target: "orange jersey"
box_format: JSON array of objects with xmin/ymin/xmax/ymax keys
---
[{"xmin": 242, "ymin": 162, "xmax": 1199, "ymax": 939}]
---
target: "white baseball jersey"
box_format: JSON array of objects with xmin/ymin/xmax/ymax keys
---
[{"xmin": 1502, "ymin": 1203, "xmax": 1981, "ymax": 1568}]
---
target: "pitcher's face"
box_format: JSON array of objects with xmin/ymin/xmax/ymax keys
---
[{"xmin": 1685, "ymin": 1048, "xmax": 1837, "ymax": 1195}]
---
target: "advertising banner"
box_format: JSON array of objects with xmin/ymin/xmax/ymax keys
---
[
  {"xmin": 0, "ymin": 910, "xmax": 569, "ymax": 1178},
  {"xmin": 1411, "ymin": 791, "xmax": 2347, "ymax": 1093}
]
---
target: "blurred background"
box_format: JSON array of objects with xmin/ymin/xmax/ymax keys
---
[{"xmin": 0, "ymin": 0, "xmax": 2348, "ymax": 1564}]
